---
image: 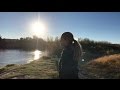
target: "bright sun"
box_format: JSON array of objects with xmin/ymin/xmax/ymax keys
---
[{"xmin": 31, "ymin": 21, "xmax": 46, "ymax": 37}]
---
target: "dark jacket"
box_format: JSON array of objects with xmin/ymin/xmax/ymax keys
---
[{"xmin": 58, "ymin": 44, "xmax": 79, "ymax": 79}]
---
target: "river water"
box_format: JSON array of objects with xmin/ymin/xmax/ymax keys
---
[{"xmin": 0, "ymin": 49, "xmax": 43, "ymax": 66}]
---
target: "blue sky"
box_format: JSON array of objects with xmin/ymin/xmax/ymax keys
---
[{"xmin": 0, "ymin": 12, "xmax": 120, "ymax": 44}]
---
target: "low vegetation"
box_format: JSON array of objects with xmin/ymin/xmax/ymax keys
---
[
  {"xmin": 83, "ymin": 54, "xmax": 120, "ymax": 79},
  {"xmin": 0, "ymin": 56, "xmax": 58, "ymax": 79}
]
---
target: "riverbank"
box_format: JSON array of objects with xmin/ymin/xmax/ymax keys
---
[
  {"xmin": 80, "ymin": 54, "xmax": 120, "ymax": 79},
  {"xmin": 0, "ymin": 56, "xmax": 59, "ymax": 79},
  {"xmin": 1, "ymin": 54, "xmax": 120, "ymax": 79}
]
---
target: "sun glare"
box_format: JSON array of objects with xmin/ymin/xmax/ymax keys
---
[{"xmin": 31, "ymin": 21, "xmax": 46, "ymax": 37}]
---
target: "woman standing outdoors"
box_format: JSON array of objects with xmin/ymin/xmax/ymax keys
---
[{"xmin": 59, "ymin": 32, "xmax": 82, "ymax": 79}]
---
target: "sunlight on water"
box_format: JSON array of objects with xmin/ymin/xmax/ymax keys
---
[
  {"xmin": 27, "ymin": 50, "xmax": 42, "ymax": 63},
  {"xmin": 82, "ymin": 59, "xmax": 84, "ymax": 62},
  {"xmin": 34, "ymin": 50, "xmax": 41, "ymax": 60}
]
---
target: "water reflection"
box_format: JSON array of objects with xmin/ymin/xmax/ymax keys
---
[
  {"xmin": 0, "ymin": 50, "xmax": 43, "ymax": 66},
  {"xmin": 27, "ymin": 50, "xmax": 42, "ymax": 63},
  {"xmin": 34, "ymin": 50, "xmax": 41, "ymax": 60}
]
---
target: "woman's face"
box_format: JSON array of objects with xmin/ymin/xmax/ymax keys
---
[{"xmin": 60, "ymin": 38, "xmax": 68, "ymax": 48}]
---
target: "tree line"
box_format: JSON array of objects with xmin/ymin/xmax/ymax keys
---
[{"xmin": 0, "ymin": 35, "xmax": 120, "ymax": 60}]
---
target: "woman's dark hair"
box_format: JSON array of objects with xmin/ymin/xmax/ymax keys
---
[{"xmin": 61, "ymin": 32, "xmax": 82, "ymax": 61}]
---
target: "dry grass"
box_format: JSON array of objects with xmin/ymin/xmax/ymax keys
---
[
  {"xmin": 84, "ymin": 54, "xmax": 120, "ymax": 79},
  {"xmin": 0, "ymin": 56, "xmax": 59, "ymax": 79}
]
